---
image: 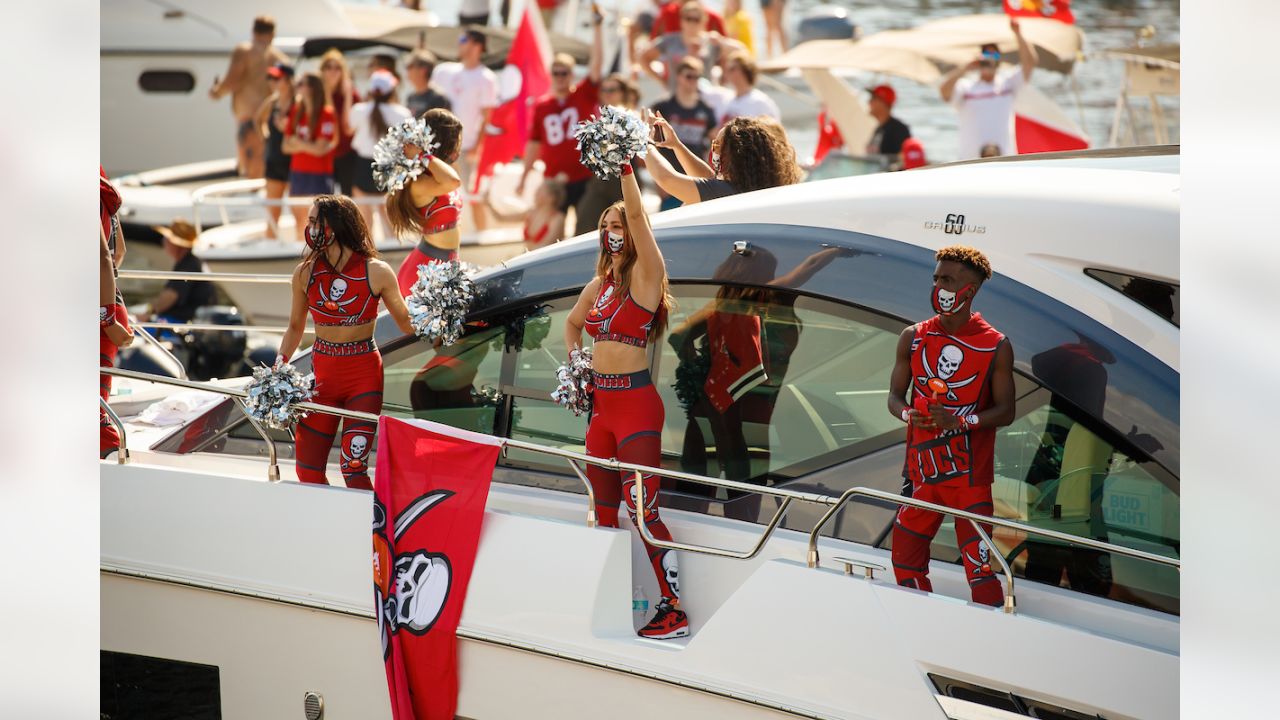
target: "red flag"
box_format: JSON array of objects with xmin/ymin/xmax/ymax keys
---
[
  {"xmin": 812, "ymin": 110, "xmax": 845, "ymax": 166},
  {"xmin": 1014, "ymin": 85, "xmax": 1089, "ymax": 154},
  {"xmin": 472, "ymin": 4, "xmax": 551, "ymax": 194},
  {"xmin": 373, "ymin": 416, "xmax": 503, "ymax": 720},
  {"xmin": 1003, "ymin": 0, "xmax": 1074, "ymax": 24}
]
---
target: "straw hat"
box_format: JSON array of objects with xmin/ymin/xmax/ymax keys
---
[{"xmin": 153, "ymin": 219, "xmax": 198, "ymax": 248}]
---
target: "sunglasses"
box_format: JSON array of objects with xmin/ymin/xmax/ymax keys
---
[
  {"xmin": 321, "ymin": 64, "xmax": 341, "ymax": 71},
  {"xmin": 679, "ymin": 72, "xmax": 700, "ymax": 80},
  {"xmin": 551, "ymin": 68, "xmax": 571, "ymax": 77},
  {"xmin": 681, "ymin": 15, "xmax": 702, "ymax": 22},
  {"xmin": 601, "ymin": 85, "xmax": 622, "ymax": 93}
]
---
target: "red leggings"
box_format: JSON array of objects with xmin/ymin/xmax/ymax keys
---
[
  {"xmin": 891, "ymin": 481, "xmax": 1002, "ymax": 606},
  {"xmin": 100, "ymin": 304, "xmax": 130, "ymax": 457},
  {"xmin": 586, "ymin": 370, "xmax": 680, "ymax": 602},
  {"xmin": 295, "ymin": 339, "xmax": 383, "ymax": 490},
  {"xmin": 396, "ymin": 240, "xmax": 458, "ymax": 297}
]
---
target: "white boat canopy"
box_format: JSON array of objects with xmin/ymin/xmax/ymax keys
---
[{"xmin": 760, "ymin": 14, "xmax": 1084, "ymax": 83}]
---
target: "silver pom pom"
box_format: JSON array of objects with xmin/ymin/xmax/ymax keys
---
[
  {"xmin": 372, "ymin": 117, "xmax": 440, "ymax": 193},
  {"xmin": 406, "ymin": 260, "xmax": 478, "ymax": 346},
  {"xmin": 574, "ymin": 106, "xmax": 650, "ymax": 180},
  {"xmin": 551, "ymin": 347, "xmax": 594, "ymax": 417},
  {"xmin": 243, "ymin": 362, "xmax": 316, "ymax": 431}
]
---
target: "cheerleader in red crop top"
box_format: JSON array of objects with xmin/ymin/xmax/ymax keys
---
[
  {"xmin": 385, "ymin": 109, "xmax": 468, "ymax": 296},
  {"xmin": 279, "ymin": 196, "xmax": 416, "ymax": 490},
  {"xmin": 564, "ymin": 162, "xmax": 687, "ymax": 640},
  {"xmin": 886, "ymin": 245, "xmax": 1016, "ymax": 607}
]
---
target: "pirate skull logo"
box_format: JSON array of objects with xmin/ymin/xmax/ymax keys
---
[
  {"xmin": 344, "ymin": 433, "xmax": 370, "ymax": 471},
  {"xmin": 937, "ymin": 344, "xmax": 964, "ymax": 380},
  {"xmin": 963, "ymin": 540, "xmax": 993, "ymax": 576},
  {"xmin": 593, "ymin": 284, "xmax": 616, "ymax": 311},
  {"xmin": 935, "ymin": 287, "xmax": 959, "ymax": 313},
  {"xmin": 661, "ymin": 550, "xmax": 680, "ymax": 597},
  {"xmin": 99, "ymin": 306, "xmax": 109, "ymax": 324},
  {"xmin": 624, "ymin": 476, "xmax": 659, "ymax": 520},
  {"xmin": 392, "ymin": 551, "xmax": 452, "ymax": 633},
  {"xmin": 329, "ymin": 277, "xmax": 348, "ymax": 301}
]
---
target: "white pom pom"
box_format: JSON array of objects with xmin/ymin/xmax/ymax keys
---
[
  {"xmin": 551, "ymin": 348, "xmax": 595, "ymax": 416},
  {"xmin": 406, "ymin": 259, "xmax": 478, "ymax": 346},
  {"xmin": 574, "ymin": 106, "xmax": 650, "ymax": 180},
  {"xmin": 372, "ymin": 118, "xmax": 441, "ymax": 193}
]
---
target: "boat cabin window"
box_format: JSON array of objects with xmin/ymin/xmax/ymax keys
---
[
  {"xmin": 101, "ymin": 651, "xmax": 221, "ymax": 719},
  {"xmin": 1084, "ymin": 268, "xmax": 1179, "ymax": 326},
  {"xmin": 888, "ymin": 387, "xmax": 1181, "ymax": 614},
  {"xmin": 137, "ymin": 70, "xmax": 197, "ymax": 94}
]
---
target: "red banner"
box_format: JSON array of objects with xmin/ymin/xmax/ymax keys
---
[
  {"xmin": 1003, "ymin": 0, "xmax": 1074, "ymax": 24},
  {"xmin": 373, "ymin": 416, "xmax": 503, "ymax": 720},
  {"xmin": 472, "ymin": 4, "xmax": 551, "ymax": 194}
]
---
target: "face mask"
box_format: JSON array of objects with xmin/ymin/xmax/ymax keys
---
[
  {"xmin": 711, "ymin": 150, "xmax": 721, "ymax": 176},
  {"xmin": 305, "ymin": 220, "xmax": 330, "ymax": 251},
  {"xmin": 932, "ymin": 283, "xmax": 973, "ymax": 316},
  {"xmin": 601, "ymin": 229, "xmax": 624, "ymax": 255}
]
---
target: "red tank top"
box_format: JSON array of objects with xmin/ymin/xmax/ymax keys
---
[
  {"xmin": 903, "ymin": 312, "xmax": 1006, "ymax": 487},
  {"xmin": 584, "ymin": 275, "xmax": 659, "ymax": 348},
  {"xmin": 523, "ymin": 217, "xmax": 550, "ymax": 245},
  {"xmin": 418, "ymin": 190, "xmax": 462, "ymax": 234},
  {"xmin": 306, "ymin": 252, "xmax": 380, "ymax": 327}
]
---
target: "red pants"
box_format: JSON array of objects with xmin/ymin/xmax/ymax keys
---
[
  {"xmin": 586, "ymin": 370, "xmax": 680, "ymax": 602},
  {"xmin": 891, "ymin": 481, "xmax": 1003, "ymax": 607},
  {"xmin": 295, "ymin": 339, "xmax": 383, "ymax": 490},
  {"xmin": 396, "ymin": 240, "xmax": 458, "ymax": 297},
  {"xmin": 100, "ymin": 305, "xmax": 131, "ymax": 457}
]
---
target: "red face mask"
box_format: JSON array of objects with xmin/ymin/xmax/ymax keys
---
[
  {"xmin": 932, "ymin": 283, "xmax": 973, "ymax": 316},
  {"xmin": 305, "ymin": 218, "xmax": 332, "ymax": 251}
]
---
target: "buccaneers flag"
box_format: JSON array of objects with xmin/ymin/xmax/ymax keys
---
[
  {"xmin": 373, "ymin": 416, "xmax": 502, "ymax": 720},
  {"xmin": 1003, "ymin": 0, "xmax": 1075, "ymax": 25}
]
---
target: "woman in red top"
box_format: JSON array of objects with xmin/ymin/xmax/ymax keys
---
[
  {"xmin": 320, "ymin": 49, "xmax": 360, "ymax": 196},
  {"xmin": 283, "ymin": 72, "xmax": 339, "ymax": 239},
  {"xmin": 385, "ymin": 108, "xmax": 465, "ymax": 296},
  {"xmin": 564, "ymin": 163, "xmax": 685, "ymax": 639},
  {"xmin": 278, "ymin": 195, "xmax": 415, "ymax": 489},
  {"xmin": 522, "ymin": 177, "xmax": 566, "ymax": 251}
]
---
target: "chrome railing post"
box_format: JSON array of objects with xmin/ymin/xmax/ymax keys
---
[
  {"xmin": 564, "ymin": 458, "xmax": 598, "ymax": 527},
  {"xmin": 128, "ymin": 315, "xmax": 189, "ymax": 380},
  {"xmin": 100, "ymin": 397, "xmax": 130, "ymax": 465},
  {"xmin": 967, "ymin": 520, "xmax": 1016, "ymax": 614},
  {"xmin": 633, "ymin": 470, "xmax": 795, "ymax": 560},
  {"xmin": 807, "ymin": 488, "xmax": 857, "ymax": 568},
  {"xmin": 236, "ymin": 399, "xmax": 280, "ymax": 482}
]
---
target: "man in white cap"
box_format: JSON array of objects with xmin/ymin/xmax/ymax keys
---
[{"xmin": 138, "ymin": 219, "xmax": 215, "ymax": 323}]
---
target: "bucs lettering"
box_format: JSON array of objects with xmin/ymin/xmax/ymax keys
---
[
  {"xmin": 906, "ymin": 432, "xmax": 972, "ymax": 484},
  {"xmin": 593, "ymin": 374, "xmax": 633, "ymax": 390}
]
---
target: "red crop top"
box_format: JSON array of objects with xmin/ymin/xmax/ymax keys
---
[
  {"xmin": 584, "ymin": 275, "xmax": 659, "ymax": 348},
  {"xmin": 418, "ymin": 190, "xmax": 462, "ymax": 234},
  {"xmin": 306, "ymin": 252, "xmax": 380, "ymax": 327}
]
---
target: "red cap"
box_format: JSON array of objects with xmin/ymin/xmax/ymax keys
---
[
  {"xmin": 901, "ymin": 137, "xmax": 926, "ymax": 169},
  {"xmin": 868, "ymin": 84, "xmax": 896, "ymax": 107}
]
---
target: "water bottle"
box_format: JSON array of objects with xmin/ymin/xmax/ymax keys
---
[{"xmin": 632, "ymin": 585, "xmax": 649, "ymax": 623}]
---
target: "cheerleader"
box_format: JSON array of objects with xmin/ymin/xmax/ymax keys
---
[
  {"xmin": 384, "ymin": 108, "xmax": 465, "ymax": 296},
  {"xmin": 563, "ymin": 162, "xmax": 686, "ymax": 639},
  {"xmin": 278, "ymin": 195, "xmax": 415, "ymax": 489}
]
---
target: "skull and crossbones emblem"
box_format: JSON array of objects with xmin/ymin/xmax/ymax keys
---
[
  {"xmin": 374, "ymin": 490, "xmax": 455, "ymax": 655},
  {"xmin": 660, "ymin": 550, "xmax": 680, "ymax": 597},
  {"xmin": 918, "ymin": 343, "xmax": 977, "ymax": 401},
  {"xmin": 963, "ymin": 541, "xmax": 993, "ymax": 576},
  {"xmin": 318, "ymin": 277, "xmax": 359, "ymax": 313},
  {"xmin": 342, "ymin": 432, "xmax": 370, "ymax": 471},
  {"xmin": 624, "ymin": 475, "xmax": 660, "ymax": 522}
]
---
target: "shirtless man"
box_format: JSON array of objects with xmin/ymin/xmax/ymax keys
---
[{"xmin": 209, "ymin": 16, "xmax": 288, "ymax": 178}]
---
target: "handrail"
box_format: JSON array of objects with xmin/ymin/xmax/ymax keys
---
[
  {"xmin": 135, "ymin": 321, "xmax": 307, "ymax": 335},
  {"xmin": 118, "ymin": 270, "xmax": 292, "ymax": 284},
  {"xmin": 235, "ymin": 399, "xmax": 280, "ymax": 482},
  {"xmin": 100, "ymin": 398, "xmax": 130, "ymax": 464},
  {"xmin": 127, "ymin": 315, "xmax": 189, "ymax": 380},
  {"xmin": 101, "ymin": 367, "xmax": 1182, "ymax": 598},
  {"xmin": 634, "ymin": 471, "xmax": 796, "ymax": 561}
]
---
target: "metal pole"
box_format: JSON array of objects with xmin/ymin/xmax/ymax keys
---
[
  {"xmin": 236, "ymin": 400, "xmax": 280, "ymax": 482},
  {"xmin": 100, "ymin": 398, "xmax": 130, "ymax": 464}
]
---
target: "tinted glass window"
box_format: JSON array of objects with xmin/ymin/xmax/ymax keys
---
[
  {"xmin": 138, "ymin": 70, "xmax": 196, "ymax": 93},
  {"xmin": 101, "ymin": 651, "xmax": 221, "ymax": 719},
  {"xmin": 898, "ymin": 389, "xmax": 1180, "ymax": 614},
  {"xmin": 380, "ymin": 325, "xmax": 507, "ymax": 435},
  {"xmin": 1085, "ymin": 268, "xmax": 1179, "ymax": 326}
]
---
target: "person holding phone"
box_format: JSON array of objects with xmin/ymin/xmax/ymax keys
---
[{"xmin": 938, "ymin": 17, "xmax": 1038, "ymax": 159}]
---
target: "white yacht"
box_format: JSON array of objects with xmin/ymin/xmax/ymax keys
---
[{"xmin": 102, "ymin": 147, "xmax": 1180, "ymax": 719}]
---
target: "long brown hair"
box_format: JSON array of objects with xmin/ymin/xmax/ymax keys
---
[
  {"xmin": 304, "ymin": 195, "xmax": 379, "ymax": 264},
  {"xmin": 714, "ymin": 116, "xmax": 802, "ymax": 193},
  {"xmin": 385, "ymin": 108, "xmax": 465, "ymax": 238},
  {"xmin": 594, "ymin": 201, "xmax": 674, "ymax": 339},
  {"xmin": 295, "ymin": 72, "xmax": 327, "ymax": 140}
]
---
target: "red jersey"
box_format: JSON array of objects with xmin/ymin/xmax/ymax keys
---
[
  {"xmin": 585, "ymin": 275, "xmax": 660, "ymax": 348},
  {"xmin": 651, "ymin": 2, "xmax": 726, "ymax": 37},
  {"xmin": 703, "ymin": 310, "xmax": 767, "ymax": 413},
  {"xmin": 903, "ymin": 313, "xmax": 1006, "ymax": 487},
  {"xmin": 285, "ymin": 106, "xmax": 338, "ymax": 174},
  {"xmin": 529, "ymin": 80, "xmax": 599, "ymax": 183},
  {"xmin": 331, "ymin": 88, "xmax": 360, "ymax": 156},
  {"xmin": 418, "ymin": 190, "xmax": 463, "ymax": 234},
  {"xmin": 306, "ymin": 252, "xmax": 380, "ymax": 327}
]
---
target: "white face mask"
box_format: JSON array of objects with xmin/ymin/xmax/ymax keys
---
[
  {"xmin": 711, "ymin": 150, "xmax": 721, "ymax": 176},
  {"xmin": 604, "ymin": 230, "xmax": 625, "ymax": 255}
]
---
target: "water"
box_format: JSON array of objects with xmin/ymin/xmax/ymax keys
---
[{"xmin": 349, "ymin": 0, "xmax": 1179, "ymax": 162}]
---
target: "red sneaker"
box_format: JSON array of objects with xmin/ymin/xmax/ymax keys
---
[{"xmin": 638, "ymin": 600, "xmax": 689, "ymax": 639}]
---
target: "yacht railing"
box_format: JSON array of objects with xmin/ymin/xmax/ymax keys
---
[
  {"xmin": 190, "ymin": 179, "xmax": 391, "ymax": 238},
  {"xmin": 100, "ymin": 367, "xmax": 1182, "ymax": 614}
]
